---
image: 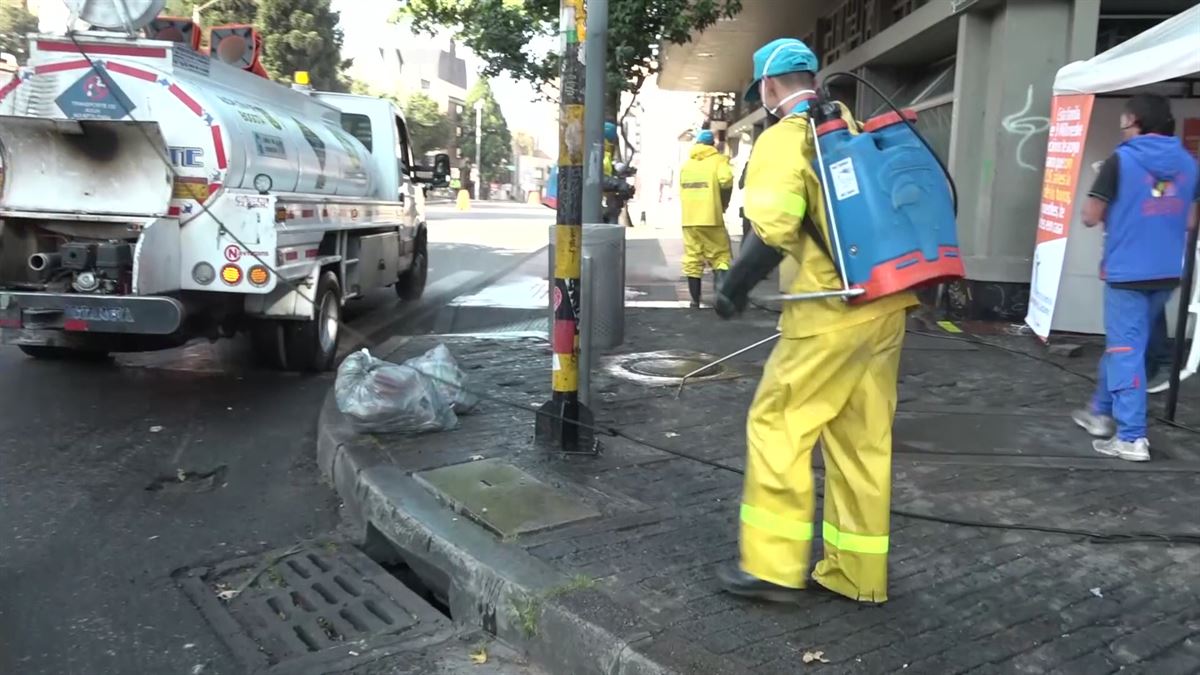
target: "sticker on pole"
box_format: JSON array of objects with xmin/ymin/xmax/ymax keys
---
[
  {"xmin": 828, "ymin": 157, "xmax": 861, "ymax": 201},
  {"xmin": 56, "ymin": 67, "xmax": 137, "ymax": 121}
]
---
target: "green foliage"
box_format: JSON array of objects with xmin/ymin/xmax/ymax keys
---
[
  {"xmin": 256, "ymin": 0, "xmax": 350, "ymax": 91},
  {"xmin": 399, "ymin": 0, "xmax": 743, "ymax": 109},
  {"xmin": 405, "ymin": 92, "xmax": 451, "ymax": 159},
  {"xmin": 163, "ymin": 0, "xmax": 258, "ymax": 27},
  {"xmin": 0, "ymin": 0, "xmax": 39, "ymax": 63},
  {"xmin": 459, "ymin": 79, "xmax": 512, "ymax": 183}
]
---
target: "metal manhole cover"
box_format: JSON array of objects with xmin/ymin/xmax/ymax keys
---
[
  {"xmin": 626, "ymin": 356, "xmax": 726, "ymax": 378},
  {"xmin": 175, "ymin": 541, "xmax": 451, "ymax": 673},
  {"xmin": 601, "ymin": 349, "xmax": 745, "ymax": 386}
]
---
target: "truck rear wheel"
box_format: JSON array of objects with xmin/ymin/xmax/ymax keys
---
[
  {"xmin": 250, "ymin": 320, "xmax": 289, "ymax": 370},
  {"xmin": 396, "ymin": 235, "xmax": 427, "ymax": 301},
  {"xmin": 286, "ymin": 271, "xmax": 341, "ymax": 372},
  {"xmin": 18, "ymin": 345, "xmax": 110, "ymax": 361}
]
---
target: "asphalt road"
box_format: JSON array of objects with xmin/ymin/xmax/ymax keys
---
[{"xmin": 0, "ymin": 203, "xmax": 554, "ymax": 675}]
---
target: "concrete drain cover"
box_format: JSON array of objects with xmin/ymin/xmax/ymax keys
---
[
  {"xmin": 602, "ymin": 349, "xmax": 745, "ymax": 386},
  {"xmin": 175, "ymin": 541, "xmax": 450, "ymax": 673},
  {"xmin": 416, "ymin": 458, "xmax": 600, "ymax": 538}
]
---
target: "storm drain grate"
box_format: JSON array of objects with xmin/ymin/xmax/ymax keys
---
[{"xmin": 175, "ymin": 541, "xmax": 452, "ymax": 674}]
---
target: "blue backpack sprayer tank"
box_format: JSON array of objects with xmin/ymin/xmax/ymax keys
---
[
  {"xmin": 774, "ymin": 72, "xmax": 965, "ymax": 305},
  {"xmin": 679, "ymin": 72, "xmax": 965, "ymax": 392}
]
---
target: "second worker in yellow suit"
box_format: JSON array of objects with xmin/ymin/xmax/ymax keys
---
[
  {"xmin": 714, "ymin": 38, "xmax": 917, "ymax": 604},
  {"xmin": 679, "ymin": 129, "xmax": 735, "ymax": 307}
]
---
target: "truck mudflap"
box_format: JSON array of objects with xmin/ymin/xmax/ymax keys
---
[{"xmin": 0, "ymin": 292, "xmax": 183, "ymax": 337}]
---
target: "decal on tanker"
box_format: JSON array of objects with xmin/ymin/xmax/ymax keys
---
[
  {"xmin": 328, "ymin": 126, "xmax": 368, "ymax": 181},
  {"xmin": 169, "ymin": 147, "xmax": 204, "ymax": 168},
  {"xmin": 56, "ymin": 67, "xmax": 137, "ymax": 121},
  {"xmin": 254, "ymin": 133, "xmax": 287, "ymax": 159},
  {"xmin": 294, "ymin": 118, "xmax": 328, "ymax": 190}
]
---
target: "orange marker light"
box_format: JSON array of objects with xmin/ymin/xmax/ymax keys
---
[{"xmin": 248, "ymin": 265, "xmax": 270, "ymax": 286}]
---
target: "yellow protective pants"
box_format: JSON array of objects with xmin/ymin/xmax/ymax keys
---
[
  {"xmin": 681, "ymin": 226, "xmax": 732, "ymax": 278},
  {"xmin": 740, "ymin": 309, "xmax": 906, "ymax": 603}
]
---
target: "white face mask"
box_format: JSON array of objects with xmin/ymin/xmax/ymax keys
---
[{"xmin": 761, "ymin": 80, "xmax": 816, "ymax": 118}]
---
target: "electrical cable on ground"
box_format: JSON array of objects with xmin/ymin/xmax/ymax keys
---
[{"xmin": 64, "ymin": 38, "xmax": 1200, "ymax": 547}]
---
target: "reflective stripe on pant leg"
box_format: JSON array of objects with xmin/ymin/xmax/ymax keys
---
[
  {"xmin": 1103, "ymin": 286, "xmax": 1150, "ymax": 441},
  {"xmin": 812, "ymin": 310, "xmax": 905, "ymax": 603},
  {"xmin": 681, "ymin": 227, "xmax": 706, "ymax": 278}
]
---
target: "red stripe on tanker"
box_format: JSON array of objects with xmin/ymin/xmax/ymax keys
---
[{"xmin": 36, "ymin": 41, "xmax": 167, "ymax": 58}]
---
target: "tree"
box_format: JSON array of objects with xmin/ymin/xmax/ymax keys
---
[
  {"xmin": 405, "ymin": 93, "xmax": 451, "ymax": 159},
  {"xmin": 163, "ymin": 0, "xmax": 258, "ymax": 27},
  {"xmin": 458, "ymin": 79, "xmax": 512, "ymax": 187},
  {"xmin": 0, "ymin": 0, "xmax": 39, "ymax": 64},
  {"xmin": 398, "ymin": 0, "xmax": 742, "ymax": 120},
  {"xmin": 256, "ymin": 0, "xmax": 350, "ymax": 91}
]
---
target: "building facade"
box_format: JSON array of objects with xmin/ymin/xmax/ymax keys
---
[{"xmin": 658, "ymin": 0, "xmax": 1196, "ymax": 319}]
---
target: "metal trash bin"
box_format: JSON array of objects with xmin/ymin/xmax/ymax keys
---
[{"xmin": 547, "ymin": 223, "xmax": 626, "ymax": 351}]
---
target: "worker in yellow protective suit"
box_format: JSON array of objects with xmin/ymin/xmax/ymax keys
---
[
  {"xmin": 714, "ymin": 38, "xmax": 917, "ymax": 604},
  {"xmin": 679, "ymin": 129, "xmax": 735, "ymax": 308}
]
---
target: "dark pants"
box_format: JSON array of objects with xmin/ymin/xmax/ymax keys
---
[{"xmin": 1146, "ymin": 308, "xmax": 1171, "ymax": 380}]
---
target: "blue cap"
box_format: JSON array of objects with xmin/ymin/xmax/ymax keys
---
[
  {"xmin": 604, "ymin": 122, "xmax": 618, "ymax": 141},
  {"xmin": 696, "ymin": 130, "xmax": 715, "ymax": 145},
  {"xmin": 744, "ymin": 38, "xmax": 819, "ymax": 103}
]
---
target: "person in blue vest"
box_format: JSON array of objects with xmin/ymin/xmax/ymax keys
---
[{"xmin": 1072, "ymin": 94, "xmax": 1199, "ymax": 462}]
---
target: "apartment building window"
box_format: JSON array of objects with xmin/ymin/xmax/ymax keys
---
[{"xmin": 421, "ymin": 79, "xmax": 431, "ymax": 90}]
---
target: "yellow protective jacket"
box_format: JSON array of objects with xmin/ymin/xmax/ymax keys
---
[
  {"xmin": 743, "ymin": 105, "xmax": 917, "ymax": 338},
  {"xmin": 679, "ymin": 144, "xmax": 735, "ymax": 227},
  {"xmin": 603, "ymin": 141, "xmax": 614, "ymax": 178}
]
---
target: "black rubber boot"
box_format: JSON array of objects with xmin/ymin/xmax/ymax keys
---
[
  {"xmin": 687, "ymin": 277, "xmax": 702, "ymax": 309},
  {"xmin": 713, "ymin": 269, "xmax": 728, "ymax": 295},
  {"xmin": 717, "ymin": 564, "xmax": 803, "ymax": 604}
]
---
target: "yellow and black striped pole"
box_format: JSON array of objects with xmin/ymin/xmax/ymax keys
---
[{"xmin": 536, "ymin": 0, "xmax": 595, "ymax": 454}]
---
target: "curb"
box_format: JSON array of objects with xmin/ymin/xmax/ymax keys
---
[{"xmin": 317, "ymin": 393, "xmax": 735, "ymax": 675}]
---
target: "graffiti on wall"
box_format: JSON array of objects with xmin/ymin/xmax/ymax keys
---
[{"xmin": 1001, "ymin": 85, "xmax": 1051, "ymax": 171}]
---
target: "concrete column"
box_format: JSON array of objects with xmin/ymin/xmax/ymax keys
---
[{"xmin": 949, "ymin": 0, "xmax": 1100, "ymax": 283}]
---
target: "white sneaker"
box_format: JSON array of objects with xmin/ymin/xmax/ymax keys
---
[
  {"xmin": 1092, "ymin": 437, "xmax": 1151, "ymax": 462},
  {"xmin": 1072, "ymin": 409, "xmax": 1116, "ymax": 438},
  {"xmin": 1147, "ymin": 373, "xmax": 1172, "ymax": 395}
]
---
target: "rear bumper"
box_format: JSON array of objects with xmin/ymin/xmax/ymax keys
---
[{"xmin": 0, "ymin": 291, "xmax": 185, "ymax": 339}]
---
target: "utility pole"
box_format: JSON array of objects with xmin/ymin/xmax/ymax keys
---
[
  {"xmin": 473, "ymin": 99, "xmax": 483, "ymax": 200},
  {"xmin": 581, "ymin": 0, "xmax": 608, "ymax": 224},
  {"xmin": 536, "ymin": 0, "xmax": 595, "ymax": 455}
]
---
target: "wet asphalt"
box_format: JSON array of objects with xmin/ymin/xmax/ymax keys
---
[{"xmin": 0, "ymin": 203, "xmax": 562, "ymax": 675}]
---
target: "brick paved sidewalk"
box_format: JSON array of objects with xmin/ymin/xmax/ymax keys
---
[{"xmin": 321, "ymin": 307, "xmax": 1200, "ymax": 675}]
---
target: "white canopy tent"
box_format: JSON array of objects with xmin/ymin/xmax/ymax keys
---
[
  {"xmin": 1037, "ymin": 6, "xmax": 1200, "ymax": 388},
  {"xmin": 1054, "ymin": 7, "xmax": 1200, "ymax": 96}
]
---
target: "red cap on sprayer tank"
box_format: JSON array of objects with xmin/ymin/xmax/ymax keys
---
[
  {"xmin": 816, "ymin": 119, "xmax": 849, "ymax": 136},
  {"xmin": 863, "ymin": 109, "xmax": 918, "ymax": 133}
]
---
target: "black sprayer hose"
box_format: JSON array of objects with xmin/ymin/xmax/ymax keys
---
[{"xmin": 821, "ymin": 70, "xmax": 959, "ymax": 216}]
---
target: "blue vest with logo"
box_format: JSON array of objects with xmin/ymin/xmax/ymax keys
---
[{"xmin": 1103, "ymin": 134, "xmax": 1198, "ymax": 283}]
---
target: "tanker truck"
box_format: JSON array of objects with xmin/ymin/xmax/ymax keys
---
[{"xmin": 0, "ymin": 1, "xmax": 450, "ymax": 371}]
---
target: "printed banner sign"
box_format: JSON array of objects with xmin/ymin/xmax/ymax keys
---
[
  {"xmin": 1025, "ymin": 93, "xmax": 1095, "ymax": 341},
  {"xmin": 1183, "ymin": 118, "xmax": 1200, "ymax": 159}
]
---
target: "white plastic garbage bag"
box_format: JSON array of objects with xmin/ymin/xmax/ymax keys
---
[
  {"xmin": 404, "ymin": 343, "xmax": 479, "ymax": 413},
  {"xmin": 335, "ymin": 346, "xmax": 474, "ymax": 434}
]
